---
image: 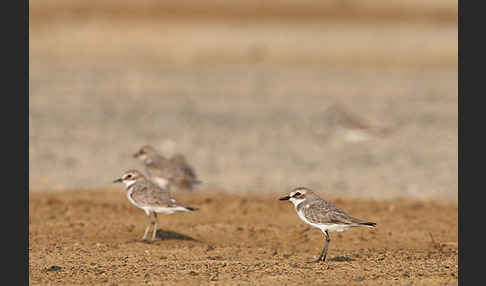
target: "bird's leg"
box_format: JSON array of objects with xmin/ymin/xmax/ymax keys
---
[
  {"xmin": 150, "ymin": 212, "xmax": 158, "ymax": 241},
  {"xmin": 137, "ymin": 212, "xmax": 152, "ymax": 242},
  {"xmin": 312, "ymin": 230, "xmax": 331, "ymax": 263}
]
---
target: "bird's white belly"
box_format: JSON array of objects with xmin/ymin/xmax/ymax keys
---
[{"xmin": 144, "ymin": 206, "xmax": 190, "ymax": 214}]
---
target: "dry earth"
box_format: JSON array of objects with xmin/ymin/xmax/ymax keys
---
[{"xmin": 29, "ymin": 189, "xmax": 458, "ymax": 285}]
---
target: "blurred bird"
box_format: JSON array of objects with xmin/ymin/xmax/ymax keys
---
[
  {"xmin": 320, "ymin": 103, "xmax": 391, "ymax": 142},
  {"xmin": 133, "ymin": 145, "xmax": 201, "ymax": 192}
]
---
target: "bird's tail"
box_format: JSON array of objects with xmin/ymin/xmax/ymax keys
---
[
  {"xmin": 183, "ymin": 205, "xmax": 198, "ymax": 211},
  {"xmin": 169, "ymin": 204, "xmax": 198, "ymax": 212},
  {"xmin": 360, "ymin": 221, "xmax": 376, "ymax": 227}
]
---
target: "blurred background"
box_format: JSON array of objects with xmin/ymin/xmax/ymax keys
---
[{"xmin": 29, "ymin": 0, "xmax": 457, "ymax": 201}]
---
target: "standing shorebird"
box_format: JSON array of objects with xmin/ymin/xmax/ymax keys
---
[
  {"xmin": 133, "ymin": 145, "xmax": 201, "ymax": 192},
  {"xmin": 113, "ymin": 169, "xmax": 197, "ymax": 242},
  {"xmin": 279, "ymin": 187, "xmax": 376, "ymax": 262}
]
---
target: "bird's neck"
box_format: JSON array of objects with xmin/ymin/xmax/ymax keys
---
[
  {"xmin": 124, "ymin": 180, "xmax": 137, "ymax": 189},
  {"xmin": 290, "ymin": 198, "xmax": 306, "ymax": 210}
]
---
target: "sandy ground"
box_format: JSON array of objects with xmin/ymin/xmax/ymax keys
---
[{"xmin": 29, "ymin": 189, "xmax": 458, "ymax": 285}]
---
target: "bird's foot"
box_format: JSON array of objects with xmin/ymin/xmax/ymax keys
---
[
  {"xmin": 136, "ymin": 238, "xmax": 154, "ymax": 244},
  {"xmin": 307, "ymin": 256, "xmax": 326, "ymax": 263}
]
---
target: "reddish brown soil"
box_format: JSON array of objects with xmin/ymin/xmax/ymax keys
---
[{"xmin": 29, "ymin": 189, "xmax": 458, "ymax": 285}]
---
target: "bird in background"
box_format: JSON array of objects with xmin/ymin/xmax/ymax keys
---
[{"xmin": 133, "ymin": 145, "xmax": 201, "ymax": 192}]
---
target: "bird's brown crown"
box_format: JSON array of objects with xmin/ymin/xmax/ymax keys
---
[
  {"xmin": 121, "ymin": 169, "xmax": 145, "ymax": 181},
  {"xmin": 289, "ymin": 187, "xmax": 313, "ymax": 200},
  {"xmin": 134, "ymin": 145, "xmax": 158, "ymax": 158}
]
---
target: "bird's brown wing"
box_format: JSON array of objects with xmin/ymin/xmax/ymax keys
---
[
  {"xmin": 130, "ymin": 181, "xmax": 174, "ymax": 207},
  {"xmin": 171, "ymin": 154, "xmax": 199, "ymax": 182},
  {"xmin": 302, "ymin": 199, "xmax": 363, "ymax": 225},
  {"xmin": 145, "ymin": 159, "xmax": 176, "ymax": 180}
]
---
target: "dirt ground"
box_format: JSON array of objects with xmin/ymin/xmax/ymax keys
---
[{"xmin": 29, "ymin": 189, "xmax": 458, "ymax": 285}]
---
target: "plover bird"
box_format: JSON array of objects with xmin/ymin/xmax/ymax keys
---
[
  {"xmin": 280, "ymin": 187, "xmax": 376, "ymax": 262},
  {"xmin": 324, "ymin": 103, "xmax": 392, "ymax": 142},
  {"xmin": 133, "ymin": 145, "xmax": 201, "ymax": 192},
  {"xmin": 113, "ymin": 169, "xmax": 197, "ymax": 242}
]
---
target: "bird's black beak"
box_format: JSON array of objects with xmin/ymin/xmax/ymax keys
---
[
  {"xmin": 279, "ymin": 195, "xmax": 291, "ymax": 201},
  {"xmin": 133, "ymin": 152, "xmax": 139, "ymax": 158},
  {"xmin": 113, "ymin": 178, "xmax": 123, "ymax": 183}
]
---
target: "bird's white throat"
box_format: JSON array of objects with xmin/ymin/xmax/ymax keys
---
[
  {"xmin": 289, "ymin": 197, "xmax": 306, "ymax": 208},
  {"xmin": 124, "ymin": 180, "xmax": 136, "ymax": 188}
]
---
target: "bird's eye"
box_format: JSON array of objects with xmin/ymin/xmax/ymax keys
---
[
  {"xmin": 294, "ymin": 192, "xmax": 301, "ymax": 196},
  {"xmin": 126, "ymin": 174, "xmax": 132, "ymax": 179}
]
